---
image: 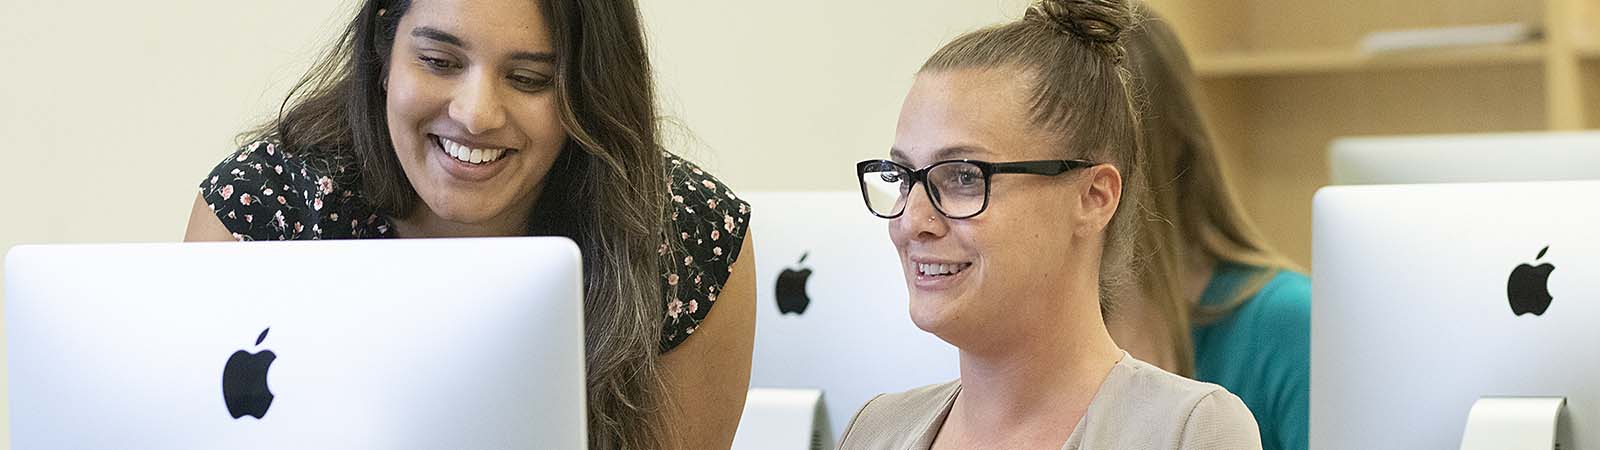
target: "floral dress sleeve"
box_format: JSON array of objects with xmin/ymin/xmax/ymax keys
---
[
  {"xmin": 198, "ymin": 141, "xmax": 389, "ymax": 241},
  {"xmin": 658, "ymin": 153, "xmax": 752, "ymax": 353}
]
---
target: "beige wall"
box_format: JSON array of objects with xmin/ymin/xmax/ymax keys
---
[
  {"xmin": 2, "ymin": 1, "xmax": 356, "ymax": 444},
  {"xmin": 0, "ymin": 0, "xmax": 1023, "ymax": 445},
  {"xmin": 644, "ymin": 0, "xmax": 1027, "ymax": 190}
]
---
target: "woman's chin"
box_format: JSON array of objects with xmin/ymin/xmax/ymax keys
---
[
  {"xmin": 909, "ymin": 299, "xmax": 960, "ymax": 338},
  {"xmin": 413, "ymin": 196, "xmax": 514, "ymax": 230}
]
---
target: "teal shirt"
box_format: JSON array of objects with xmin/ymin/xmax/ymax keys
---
[{"xmin": 1192, "ymin": 263, "xmax": 1310, "ymax": 450}]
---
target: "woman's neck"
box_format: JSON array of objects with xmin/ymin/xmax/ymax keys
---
[
  {"xmin": 937, "ymin": 295, "xmax": 1124, "ymax": 449},
  {"xmin": 1105, "ymin": 253, "xmax": 1218, "ymax": 374},
  {"xmin": 389, "ymin": 201, "xmax": 532, "ymax": 238}
]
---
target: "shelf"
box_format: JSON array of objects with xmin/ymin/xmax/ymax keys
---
[
  {"xmin": 1581, "ymin": 43, "xmax": 1600, "ymax": 59},
  {"xmin": 1194, "ymin": 44, "xmax": 1547, "ymax": 78}
]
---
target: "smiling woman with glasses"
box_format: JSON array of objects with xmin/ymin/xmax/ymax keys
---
[{"xmin": 837, "ymin": 0, "xmax": 1261, "ymax": 448}]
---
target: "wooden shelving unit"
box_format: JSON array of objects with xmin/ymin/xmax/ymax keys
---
[
  {"xmin": 1195, "ymin": 44, "xmax": 1547, "ymax": 77},
  {"xmin": 1144, "ymin": 0, "xmax": 1600, "ymax": 267}
]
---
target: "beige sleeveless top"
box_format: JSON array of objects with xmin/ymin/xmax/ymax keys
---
[{"xmin": 837, "ymin": 354, "xmax": 1262, "ymax": 450}]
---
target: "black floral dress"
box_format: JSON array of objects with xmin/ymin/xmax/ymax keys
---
[{"xmin": 199, "ymin": 140, "xmax": 750, "ymax": 352}]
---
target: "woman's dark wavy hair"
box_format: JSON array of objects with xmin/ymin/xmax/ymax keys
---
[{"xmin": 244, "ymin": 1, "xmax": 674, "ymax": 447}]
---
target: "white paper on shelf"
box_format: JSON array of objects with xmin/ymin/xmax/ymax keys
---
[{"xmin": 1360, "ymin": 23, "xmax": 1542, "ymax": 54}]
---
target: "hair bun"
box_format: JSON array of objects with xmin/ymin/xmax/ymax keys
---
[{"xmin": 1027, "ymin": 0, "xmax": 1133, "ymax": 45}]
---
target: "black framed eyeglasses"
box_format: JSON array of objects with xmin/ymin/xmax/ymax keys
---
[{"xmin": 856, "ymin": 159, "xmax": 1098, "ymax": 219}]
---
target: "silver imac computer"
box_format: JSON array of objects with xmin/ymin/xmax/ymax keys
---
[
  {"xmin": 740, "ymin": 191, "xmax": 960, "ymax": 443},
  {"xmin": 1312, "ymin": 180, "xmax": 1600, "ymax": 449},
  {"xmin": 5, "ymin": 238, "xmax": 586, "ymax": 449},
  {"xmin": 1329, "ymin": 131, "xmax": 1600, "ymax": 185}
]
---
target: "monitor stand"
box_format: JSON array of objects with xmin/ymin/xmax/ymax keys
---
[
  {"xmin": 1459, "ymin": 397, "xmax": 1567, "ymax": 450},
  {"xmin": 733, "ymin": 388, "xmax": 835, "ymax": 450}
]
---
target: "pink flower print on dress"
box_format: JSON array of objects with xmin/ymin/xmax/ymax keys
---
[
  {"xmin": 673, "ymin": 195, "xmax": 684, "ymax": 203},
  {"xmin": 667, "ymin": 299, "xmax": 683, "ymax": 319},
  {"xmin": 707, "ymin": 199, "xmax": 718, "ymax": 210},
  {"xmin": 318, "ymin": 176, "xmax": 335, "ymax": 195},
  {"xmin": 314, "ymin": 198, "xmax": 323, "ymax": 211},
  {"xmin": 714, "ymin": 247, "xmax": 723, "ymax": 257},
  {"xmin": 724, "ymin": 215, "xmax": 735, "ymax": 232},
  {"xmin": 240, "ymin": 194, "xmax": 254, "ymax": 206},
  {"xmin": 278, "ymin": 196, "xmax": 288, "ymax": 205},
  {"xmin": 668, "ymin": 274, "xmax": 680, "ymax": 286},
  {"xmin": 711, "ymin": 230, "xmax": 720, "ymax": 241},
  {"xmin": 687, "ymin": 300, "xmax": 699, "ymax": 314},
  {"xmin": 684, "ymin": 256, "xmax": 694, "ymax": 266},
  {"xmin": 702, "ymin": 180, "xmax": 716, "ymax": 190},
  {"xmin": 221, "ymin": 185, "xmax": 235, "ymax": 200}
]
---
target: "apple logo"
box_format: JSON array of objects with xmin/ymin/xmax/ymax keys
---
[
  {"xmin": 1507, "ymin": 246, "xmax": 1556, "ymax": 316},
  {"xmin": 775, "ymin": 252, "xmax": 813, "ymax": 315},
  {"xmin": 222, "ymin": 327, "xmax": 277, "ymax": 419}
]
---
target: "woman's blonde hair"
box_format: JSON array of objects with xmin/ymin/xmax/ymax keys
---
[
  {"xmin": 921, "ymin": 0, "xmax": 1146, "ymax": 310},
  {"xmin": 1125, "ymin": 8, "xmax": 1300, "ymax": 377}
]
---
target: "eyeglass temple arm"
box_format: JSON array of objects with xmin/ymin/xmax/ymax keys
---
[{"xmin": 991, "ymin": 159, "xmax": 1094, "ymax": 175}]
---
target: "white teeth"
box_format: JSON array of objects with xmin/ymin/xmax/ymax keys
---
[
  {"xmin": 918, "ymin": 263, "xmax": 970, "ymax": 276},
  {"xmin": 438, "ymin": 137, "xmax": 508, "ymax": 164}
]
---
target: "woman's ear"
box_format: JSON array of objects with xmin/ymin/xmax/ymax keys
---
[{"xmin": 1075, "ymin": 164, "xmax": 1123, "ymax": 238}]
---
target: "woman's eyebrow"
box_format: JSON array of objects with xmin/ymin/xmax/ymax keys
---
[
  {"xmin": 412, "ymin": 26, "xmax": 553, "ymax": 63},
  {"xmin": 412, "ymin": 26, "xmax": 468, "ymax": 49}
]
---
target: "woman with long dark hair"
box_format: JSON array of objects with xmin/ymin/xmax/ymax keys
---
[{"xmin": 184, "ymin": 1, "xmax": 755, "ymax": 448}]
